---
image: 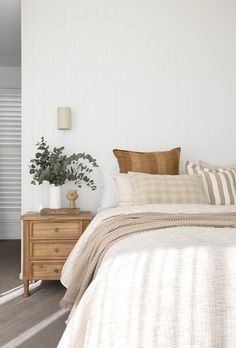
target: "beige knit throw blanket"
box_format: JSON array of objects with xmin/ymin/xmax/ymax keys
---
[{"xmin": 60, "ymin": 212, "xmax": 236, "ymax": 310}]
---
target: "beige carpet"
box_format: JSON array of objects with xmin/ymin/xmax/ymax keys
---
[{"xmin": 0, "ymin": 240, "xmax": 68, "ymax": 348}]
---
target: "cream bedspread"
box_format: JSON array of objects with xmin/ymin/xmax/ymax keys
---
[{"xmin": 58, "ymin": 204, "xmax": 236, "ymax": 348}]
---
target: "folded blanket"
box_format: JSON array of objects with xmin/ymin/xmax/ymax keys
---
[{"xmin": 60, "ymin": 212, "xmax": 236, "ymax": 310}]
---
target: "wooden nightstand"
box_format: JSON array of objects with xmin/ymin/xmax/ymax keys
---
[{"xmin": 21, "ymin": 212, "xmax": 92, "ymax": 297}]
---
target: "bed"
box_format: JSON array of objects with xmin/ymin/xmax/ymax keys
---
[{"xmin": 57, "ymin": 203, "xmax": 236, "ymax": 348}]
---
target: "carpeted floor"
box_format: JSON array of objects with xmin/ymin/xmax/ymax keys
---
[{"xmin": 0, "ymin": 240, "xmax": 68, "ymax": 348}]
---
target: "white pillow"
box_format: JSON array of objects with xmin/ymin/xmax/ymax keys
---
[
  {"xmin": 113, "ymin": 174, "xmax": 133, "ymax": 206},
  {"xmin": 98, "ymin": 171, "xmax": 118, "ymax": 211}
]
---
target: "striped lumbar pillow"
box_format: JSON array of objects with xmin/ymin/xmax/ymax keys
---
[
  {"xmin": 128, "ymin": 172, "xmax": 208, "ymax": 205},
  {"xmin": 199, "ymin": 160, "xmax": 236, "ymax": 170},
  {"xmin": 186, "ymin": 161, "xmax": 236, "ymax": 205}
]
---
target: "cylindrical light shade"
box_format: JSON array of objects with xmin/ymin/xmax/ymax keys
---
[{"xmin": 57, "ymin": 107, "xmax": 72, "ymax": 130}]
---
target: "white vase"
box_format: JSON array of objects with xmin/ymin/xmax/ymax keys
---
[{"xmin": 49, "ymin": 184, "xmax": 62, "ymax": 209}]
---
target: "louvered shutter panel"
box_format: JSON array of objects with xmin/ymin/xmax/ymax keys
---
[{"xmin": 0, "ymin": 88, "xmax": 21, "ymax": 236}]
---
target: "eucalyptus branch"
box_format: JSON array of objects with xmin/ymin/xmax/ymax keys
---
[{"xmin": 29, "ymin": 137, "xmax": 98, "ymax": 190}]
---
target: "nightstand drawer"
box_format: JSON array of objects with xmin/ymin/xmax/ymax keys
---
[
  {"xmin": 31, "ymin": 222, "xmax": 82, "ymax": 239},
  {"xmin": 30, "ymin": 241, "xmax": 76, "ymax": 259},
  {"xmin": 31, "ymin": 261, "xmax": 64, "ymax": 279}
]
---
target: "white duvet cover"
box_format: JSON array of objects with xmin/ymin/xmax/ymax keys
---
[{"xmin": 58, "ymin": 204, "xmax": 236, "ymax": 348}]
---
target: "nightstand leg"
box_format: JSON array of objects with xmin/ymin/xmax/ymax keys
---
[{"xmin": 24, "ymin": 280, "xmax": 29, "ymax": 297}]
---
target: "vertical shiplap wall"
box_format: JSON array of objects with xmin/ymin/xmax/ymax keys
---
[{"xmin": 22, "ymin": 0, "xmax": 236, "ymax": 214}]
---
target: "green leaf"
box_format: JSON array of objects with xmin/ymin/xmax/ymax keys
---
[{"xmin": 29, "ymin": 137, "xmax": 98, "ymax": 190}]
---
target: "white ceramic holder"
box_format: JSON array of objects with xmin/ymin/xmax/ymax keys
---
[{"xmin": 49, "ymin": 184, "xmax": 62, "ymax": 209}]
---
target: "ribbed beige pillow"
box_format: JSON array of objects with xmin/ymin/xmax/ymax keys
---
[
  {"xmin": 186, "ymin": 161, "xmax": 236, "ymax": 205},
  {"xmin": 199, "ymin": 160, "xmax": 236, "ymax": 170},
  {"xmin": 113, "ymin": 174, "xmax": 133, "ymax": 206},
  {"xmin": 128, "ymin": 172, "xmax": 208, "ymax": 205}
]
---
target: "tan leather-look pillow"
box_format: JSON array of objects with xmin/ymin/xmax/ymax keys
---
[{"xmin": 113, "ymin": 147, "xmax": 181, "ymax": 174}]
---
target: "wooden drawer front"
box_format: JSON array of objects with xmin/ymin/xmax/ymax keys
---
[
  {"xmin": 31, "ymin": 222, "xmax": 82, "ymax": 239},
  {"xmin": 31, "ymin": 261, "xmax": 64, "ymax": 279},
  {"xmin": 30, "ymin": 241, "xmax": 76, "ymax": 259}
]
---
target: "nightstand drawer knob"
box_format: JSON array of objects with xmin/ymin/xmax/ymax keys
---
[
  {"xmin": 54, "ymin": 248, "xmax": 59, "ymax": 252},
  {"xmin": 54, "ymin": 268, "xmax": 59, "ymax": 273},
  {"xmin": 55, "ymin": 228, "xmax": 59, "ymax": 232}
]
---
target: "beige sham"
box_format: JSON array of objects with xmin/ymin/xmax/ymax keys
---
[{"xmin": 128, "ymin": 172, "xmax": 208, "ymax": 205}]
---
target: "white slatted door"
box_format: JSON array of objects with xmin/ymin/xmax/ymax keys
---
[{"xmin": 0, "ymin": 88, "xmax": 21, "ymax": 239}]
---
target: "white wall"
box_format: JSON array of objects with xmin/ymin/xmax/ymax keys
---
[{"xmin": 21, "ymin": 0, "xmax": 236, "ymax": 214}]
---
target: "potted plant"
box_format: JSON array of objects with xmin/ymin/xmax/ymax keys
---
[{"xmin": 29, "ymin": 137, "xmax": 98, "ymax": 209}]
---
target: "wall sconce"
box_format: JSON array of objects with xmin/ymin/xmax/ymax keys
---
[{"xmin": 57, "ymin": 106, "xmax": 72, "ymax": 130}]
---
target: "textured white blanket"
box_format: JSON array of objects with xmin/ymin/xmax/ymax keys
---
[{"xmin": 58, "ymin": 204, "xmax": 236, "ymax": 348}]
